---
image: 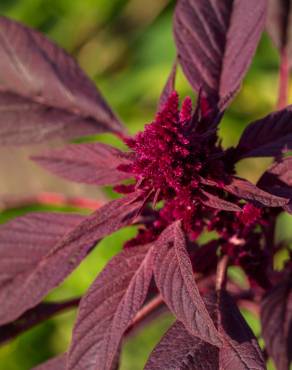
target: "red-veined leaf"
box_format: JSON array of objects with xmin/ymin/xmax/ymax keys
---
[
  {"xmin": 32, "ymin": 143, "xmax": 132, "ymax": 186},
  {"xmin": 144, "ymin": 321, "xmax": 219, "ymax": 370},
  {"xmin": 0, "ymin": 16, "xmax": 123, "ymax": 145},
  {"xmin": 0, "ymin": 193, "xmax": 143, "ymax": 325},
  {"xmin": 223, "ymin": 177, "xmax": 289, "ymax": 207},
  {"xmin": 32, "ymin": 354, "xmax": 66, "ymax": 370},
  {"xmin": 153, "ymin": 221, "xmax": 221, "ymax": 347},
  {"xmin": 67, "ymin": 244, "xmax": 154, "ymax": 370},
  {"xmin": 236, "ymin": 107, "xmax": 292, "ymax": 158},
  {"xmin": 261, "ymin": 278, "xmax": 292, "ymax": 370},
  {"xmin": 174, "ymin": 0, "xmax": 266, "ymax": 109},
  {"xmin": 218, "ymin": 291, "xmax": 266, "ymax": 370},
  {"xmin": 200, "ymin": 190, "xmax": 241, "ymax": 212}
]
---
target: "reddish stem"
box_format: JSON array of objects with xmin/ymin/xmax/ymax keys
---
[
  {"xmin": 0, "ymin": 192, "xmax": 102, "ymax": 212},
  {"xmin": 216, "ymin": 255, "xmax": 229, "ymax": 291},
  {"xmin": 278, "ymin": 47, "xmax": 290, "ymax": 110}
]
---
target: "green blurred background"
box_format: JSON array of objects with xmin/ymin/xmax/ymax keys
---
[{"xmin": 0, "ymin": 0, "xmax": 291, "ymax": 369}]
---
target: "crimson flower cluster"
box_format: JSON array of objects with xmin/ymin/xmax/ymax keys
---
[{"xmin": 0, "ymin": 1, "xmax": 291, "ymax": 370}]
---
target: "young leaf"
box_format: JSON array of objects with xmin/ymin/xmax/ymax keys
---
[
  {"xmin": 261, "ymin": 278, "xmax": 292, "ymax": 370},
  {"xmin": 32, "ymin": 354, "xmax": 66, "ymax": 370},
  {"xmin": 0, "ymin": 298, "xmax": 80, "ymax": 345},
  {"xmin": 67, "ymin": 244, "xmax": 154, "ymax": 370},
  {"xmin": 153, "ymin": 221, "xmax": 222, "ymax": 347},
  {"xmin": 158, "ymin": 61, "xmax": 177, "ymax": 111},
  {"xmin": 0, "ymin": 16, "xmax": 123, "ymax": 145},
  {"xmin": 223, "ymin": 177, "xmax": 289, "ymax": 207},
  {"xmin": 236, "ymin": 107, "xmax": 292, "ymax": 158},
  {"xmin": 266, "ymin": 0, "xmax": 292, "ymax": 65},
  {"xmin": 200, "ymin": 190, "xmax": 241, "ymax": 212},
  {"xmin": 144, "ymin": 321, "xmax": 219, "ymax": 370},
  {"xmin": 0, "ymin": 193, "xmax": 143, "ymax": 325},
  {"xmin": 32, "ymin": 143, "xmax": 132, "ymax": 186},
  {"xmin": 218, "ymin": 291, "xmax": 266, "ymax": 370},
  {"xmin": 174, "ymin": 0, "xmax": 266, "ymax": 109}
]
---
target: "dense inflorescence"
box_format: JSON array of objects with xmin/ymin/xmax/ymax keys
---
[{"xmin": 119, "ymin": 92, "xmax": 271, "ymax": 287}]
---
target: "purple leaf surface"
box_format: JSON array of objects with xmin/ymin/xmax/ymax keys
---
[
  {"xmin": 0, "ymin": 212, "xmax": 83, "ymax": 324},
  {"xmin": 144, "ymin": 321, "xmax": 219, "ymax": 370},
  {"xmin": 200, "ymin": 190, "xmax": 241, "ymax": 212},
  {"xmin": 153, "ymin": 221, "xmax": 221, "ymax": 347},
  {"xmin": 223, "ymin": 177, "xmax": 289, "ymax": 207},
  {"xmin": 266, "ymin": 0, "xmax": 292, "ymax": 65},
  {"xmin": 236, "ymin": 107, "xmax": 292, "ymax": 158},
  {"xmin": 261, "ymin": 278, "xmax": 292, "ymax": 370},
  {"xmin": 218, "ymin": 291, "xmax": 266, "ymax": 370},
  {"xmin": 0, "ymin": 193, "xmax": 143, "ymax": 325},
  {"xmin": 32, "ymin": 354, "xmax": 66, "ymax": 370},
  {"xmin": 67, "ymin": 244, "xmax": 154, "ymax": 370},
  {"xmin": 174, "ymin": 0, "xmax": 266, "ymax": 109},
  {"xmin": 0, "ymin": 16, "xmax": 123, "ymax": 145},
  {"xmin": 32, "ymin": 143, "xmax": 132, "ymax": 186}
]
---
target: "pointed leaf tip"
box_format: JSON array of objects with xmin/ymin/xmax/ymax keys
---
[
  {"xmin": 0, "ymin": 16, "xmax": 124, "ymax": 145},
  {"xmin": 174, "ymin": 0, "xmax": 266, "ymax": 110}
]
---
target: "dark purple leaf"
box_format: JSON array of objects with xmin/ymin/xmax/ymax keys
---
[
  {"xmin": 0, "ymin": 193, "xmax": 143, "ymax": 325},
  {"xmin": 236, "ymin": 107, "xmax": 292, "ymax": 158},
  {"xmin": 261, "ymin": 278, "xmax": 292, "ymax": 370},
  {"xmin": 0, "ymin": 298, "xmax": 80, "ymax": 346},
  {"xmin": 153, "ymin": 221, "xmax": 221, "ymax": 347},
  {"xmin": 266, "ymin": 0, "xmax": 292, "ymax": 65},
  {"xmin": 32, "ymin": 354, "xmax": 66, "ymax": 370},
  {"xmin": 218, "ymin": 291, "xmax": 266, "ymax": 370},
  {"xmin": 258, "ymin": 157, "xmax": 292, "ymax": 198},
  {"xmin": 0, "ymin": 16, "xmax": 123, "ymax": 145},
  {"xmin": 200, "ymin": 190, "xmax": 241, "ymax": 212},
  {"xmin": 67, "ymin": 244, "xmax": 154, "ymax": 370},
  {"xmin": 257, "ymin": 158, "xmax": 292, "ymax": 213},
  {"xmin": 144, "ymin": 321, "xmax": 219, "ymax": 370},
  {"xmin": 158, "ymin": 61, "xmax": 177, "ymax": 111},
  {"xmin": 32, "ymin": 143, "xmax": 133, "ymax": 186},
  {"xmin": 174, "ymin": 0, "xmax": 266, "ymax": 109},
  {"xmin": 223, "ymin": 177, "xmax": 289, "ymax": 207}
]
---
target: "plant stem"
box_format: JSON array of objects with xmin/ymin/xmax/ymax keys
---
[
  {"xmin": 278, "ymin": 47, "xmax": 290, "ymax": 110},
  {"xmin": 216, "ymin": 255, "xmax": 229, "ymax": 291},
  {"xmin": 0, "ymin": 298, "xmax": 80, "ymax": 346},
  {"xmin": 0, "ymin": 192, "xmax": 101, "ymax": 212}
]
